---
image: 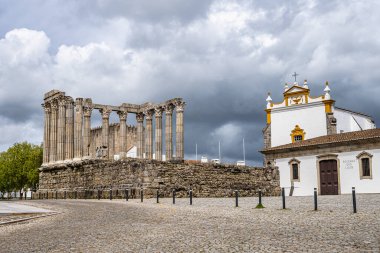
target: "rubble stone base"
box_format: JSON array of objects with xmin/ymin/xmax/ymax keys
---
[{"xmin": 35, "ymin": 159, "xmax": 281, "ymax": 199}]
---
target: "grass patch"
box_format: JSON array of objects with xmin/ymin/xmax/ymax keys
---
[{"xmin": 255, "ymin": 203, "xmax": 265, "ymax": 209}]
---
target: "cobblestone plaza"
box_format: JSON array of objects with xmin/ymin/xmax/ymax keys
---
[{"xmin": 0, "ymin": 194, "xmax": 379, "ymax": 252}]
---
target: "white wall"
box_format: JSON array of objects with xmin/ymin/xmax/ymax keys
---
[
  {"xmin": 276, "ymin": 149, "xmax": 380, "ymax": 196},
  {"xmin": 339, "ymin": 149, "xmax": 380, "ymax": 194},
  {"xmin": 334, "ymin": 108, "xmax": 375, "ymax": 133},
  {"xmin": 277, "ymin": 156, "xmax": 318, "ymax": 196},
  {"xmin": 271, "ymin": 103, "xmax": 327, "ymax": 147}
]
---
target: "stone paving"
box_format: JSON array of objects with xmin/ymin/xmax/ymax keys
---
[{"xmin": 0, "ymin": 194, "xmax": 379, "ymax": 252}]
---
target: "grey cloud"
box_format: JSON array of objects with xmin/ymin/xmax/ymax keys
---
[{"xmin": 1, "ymin": 0, "xmax": 380, "ymax": 166}]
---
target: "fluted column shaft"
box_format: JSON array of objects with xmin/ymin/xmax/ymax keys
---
[
  {"xmin": 118, "ymin": 111, "xmax": 128, "ymax": 157},
  {"xmin": 101, "ymin": 108, "xmax": 111, "ymax": 159},
  {"xmin": 65, "ymin": 99, "xmax": 74, "ymax": 160},
  {"xmin": 43, "ymin": 104, "xmax": 51, "ymax": 164},
  {"xmin": 83, "ymin": 107, "xmax": 92, "ymax": 157},
  {"xmin": 155, "ymin": 107, "xmax": 163, "ymax": 161},
  {"xmin": 74, "ymin": 98, "xmax": 83, "ymax": 160},
  {"xmin": 57, "ymin": 99, "xmax": 66, "ymax": 162},
  {"xmin": 165, "ymin": 104, "xmax": 174, "ymax": 161},
  {"xmin": 175, "ymin": 101, "xmax": 185, "ymax": 160},
  {"xmin": 136, "ymin": 113, "xmax": 145, "ymax": 158},
  {"xmin": 145, "ymin": 110, "xmax": 154, "ymax": 159},
  {"xmin": 49, "ymin": 101, "xmax": 58, "ymax": 162}
]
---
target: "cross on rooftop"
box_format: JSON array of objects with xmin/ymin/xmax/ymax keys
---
[{"xmin": 292, "ymin": 72, "xmax": 299, "ymax": 82}]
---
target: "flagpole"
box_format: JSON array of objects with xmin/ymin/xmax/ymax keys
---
[
  {"xmin": 196, "ymin": 143, "xmax": 198, "ymax": 161},
  {"xmin": 243, "ymin": 138, "xmax": 246, "ymax": 163}
]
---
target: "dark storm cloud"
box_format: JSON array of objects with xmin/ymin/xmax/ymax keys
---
[{"xmin": 1, "ymin": 0, "xmax": 380, "ymax": 165}]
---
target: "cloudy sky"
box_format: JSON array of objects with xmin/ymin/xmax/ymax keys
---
[{"xmin": 1, "ymin": 0, "xmax": 380, "ymax": 166}]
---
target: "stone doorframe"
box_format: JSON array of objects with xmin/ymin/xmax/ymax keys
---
[{"xmin": 316, "ymin": 154, "xmax": 341, "ymax": 195}]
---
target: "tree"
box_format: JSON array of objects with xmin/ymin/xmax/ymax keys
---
[{"xmin": 0, "ymin": 142, "xmax": 42, "ymax": 199}]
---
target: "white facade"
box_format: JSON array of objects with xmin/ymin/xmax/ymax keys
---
[
  {"xmin": 277, "ymin": 149, "xmax": 380, "ymax": 196},
  {"xmin": 263, "ymin": 79, "xmax": 378, "ymax": 195},
  {"xmin": 266, "ymin": 81, "xmax": 374, "ymax": 147},
  {"xmin": 334, "ymin": 108, "xmax": 375, "ymax": 133},
  {"xmin": 271, "ymin": 103, "xmax": 328, "ymax": 147}
]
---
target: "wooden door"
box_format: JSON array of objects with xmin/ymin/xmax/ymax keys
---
[{"xmin": 319, "ymin": 160, "xmax": 339, "ymax": 195}]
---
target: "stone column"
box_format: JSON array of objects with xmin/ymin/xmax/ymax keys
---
[
  {"xmin": 49, "ymin": 100, "xmax": 58, "ymax": 163},
  {"xmin": 118, "ymin": 110, "xmax": 128, "ymax": 158},
  {"xmin": 100, "ymin": 107, "xmax": 111, "ymax": 159},
  {"xmin": 83, "ymin": 106, "xmax": 93, "ymax": 158},
  {"xmin": 65, "ymin": 98, "xmax": 74, "ymax": 161},
  {"xmin": 56, "ymin": 98, "xmax": 66, "ymax": 162},
  {"xmin": 155, "ymin": 107, "xmax": 163, "ymax": 161},
  {"xmin": 74, "ymin": 98, "xmax": 83, "ymax": 160},
  {"xmin": 145, "ymin": 110, "xmax": 154, "ymax": 159},
  {"xmin": 42, "ymin": 103, "xmax": 51, "ymax": 165},
  {"xmin": 175, "ymin": 100, "xmax": 185, "ymax": 160},
  {"xmin": 164, "ymin": 104, "xmax": 174, "ymax": 161},
  {"xmin": 136, "ymin": 113, "xmax": 145, "ymax": 159}
]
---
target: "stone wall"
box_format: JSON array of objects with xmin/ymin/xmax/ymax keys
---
[
  {"xmin": 35, "ymin": 159, "xmax": 281, "ymax": 199},
  {"xmin": 90, "ymin": 124, "xmax": 137, "ymax": 158}
]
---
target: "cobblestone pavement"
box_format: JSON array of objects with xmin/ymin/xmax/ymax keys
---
[
  {"xmin": 0, "ymin": 194, "xmax": 379, "ymax": 252},
  {"xmin": 0, "ymin": 213, "xmax": 42, "ymax": 224}
]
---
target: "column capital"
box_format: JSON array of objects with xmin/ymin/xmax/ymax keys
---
[
  {"xmin": 83, "ymin": 106, "xmax": 93, "ymax": 117},
  {"xmin": 154, "ymin": 106, "xmax": 164, "ymax": 118},
  {"xmin": 136, "ymin": 112, "xmax": 145, "ymax": 123},
  {"xmin": 117, "ymin": 110, "xmax": 128, "ymax": 121},
  {"xmin": 50, "ymin": 100, "xmax": 58, "ymax": 111},
  {"xmin": 65, "ymin": 96, "xmax": 74, "ymax": 104},
  {"xmin": 100, "ymin": 107, "xmax": 112, "ymax": 119},
  {"xmin": 144, "ymin": 109, "xmax": 154, "ymax": 120},
  {"xmin": 58, "ymin": 97, "xmax": 66, "ymax": 107},
  {"xmin": 42, "ymin": 103, "xmax": 51, "ymax": 113},
  {"xmin": 164, "ymin": 103, "xmax": 175, "ymax": 115},
  {"xmin": 174, "ymin": 100, "xmax": 186, "ymax": 112}
]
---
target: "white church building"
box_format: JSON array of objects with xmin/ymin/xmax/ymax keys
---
[{"xmin": 260, "ymin": 79, "xmax": 380, "ymax": 196}]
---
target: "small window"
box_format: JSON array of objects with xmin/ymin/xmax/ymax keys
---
[
  {"xmin": 357, "ymin": 152, "xmax": 373, "ymax": 180},
  {"xmin": 292, "ymin": 163, "xmax": 299, "ymax": 180},
  {"xmin": 289, "ymin": 158, "xmax": 300, "ymax": 182},
  {"xmin": 362, "ymin": 158, "xmax": 370, "ymax": 177},
  {"xmin": 294, "ymin": 135, "xmax": 303, "ymax": 142}
]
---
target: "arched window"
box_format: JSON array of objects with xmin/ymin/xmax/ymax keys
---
[
  {"xmin": 356, "ymin": 151, "xmax": 373, "ymax": 180},
  {"xmin": 288, "ymin": 158, "xmax": 301, "ymax": 182}
]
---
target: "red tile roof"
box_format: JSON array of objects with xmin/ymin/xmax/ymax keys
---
[{"xmin": 261, "ymin": 128, "xmax": 380, "ymax": 153}]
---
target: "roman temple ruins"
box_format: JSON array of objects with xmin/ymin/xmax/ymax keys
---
[
  {"xmin": 37, "ymin": 90, "xmax": 280, "ymax": 199},
  {"xmin": 41, "ymin": 90, "xmax": 185, "ymax": 165}
]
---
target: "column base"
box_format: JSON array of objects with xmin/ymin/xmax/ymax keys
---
[{"xmin": 73, "ymin": 157, "xmax": 82, "ymax": 162}]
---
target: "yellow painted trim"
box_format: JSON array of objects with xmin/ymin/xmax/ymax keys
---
[
  {"xmin": 283, "ymin": 86, "xmax": 310, "ymax": 95},
  {"xmin": 284, "ymin": 91, "xmax": 310, "ymax": 106},
  {"xmin": 323, "ymin": 100, "xmax": 335, "ymax": 113},
  {"xmin": 290, "ymin": 125, "xmax": 306, "ymax": 143},
  {"xmin": 284, "ymin": 90, "xmax": 310, "ymax": 98},
  {"xmin": 265, "ymin": 109, "xmax": 271, "ymax": 124},
  {"xmin": 309, "ymin": 95, "xmax": 325, "ymax": 100}
]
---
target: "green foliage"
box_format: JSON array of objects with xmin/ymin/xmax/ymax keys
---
[
  {"xmin": 0, "ymin": 142, "xmax": 42, "ymax": 197},
  {"xmin": 255, "ymin": 203, "xmax": 265, "ymax": 209}
]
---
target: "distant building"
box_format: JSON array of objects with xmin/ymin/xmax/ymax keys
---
[
  {"xmin": 236, "ymin": 161, "xmax": 246, "ymax": 166},
  {"xmin": 201, "ymin": 156, "xmax": 208, "ymax": 163},
  {"xmin": 261, "ymin": 80, "xmax": 380, "ymax": 196}
]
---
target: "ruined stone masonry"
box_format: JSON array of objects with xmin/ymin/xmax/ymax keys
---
[
  {"xmin": 42, "ymin": 90, "xmax": 185, "ymax": 164},
  {"xmin": 39, "ymin": 90, "xmax": 280, "ymax": 198},
  {"xmin": 36, "ymin": 159, "xmax": 281, "ymax": 199}
]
